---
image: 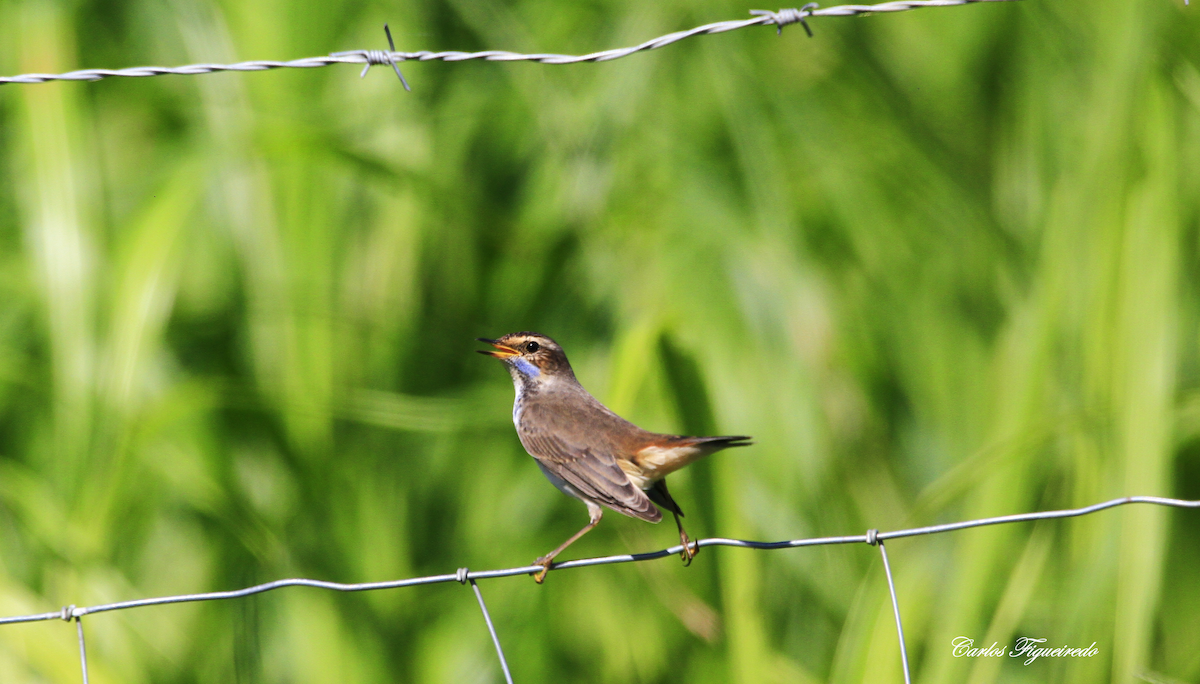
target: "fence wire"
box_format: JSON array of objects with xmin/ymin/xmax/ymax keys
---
[
  {"xmin": 1, "ymin": 3, "xmax": 1188, "ymax": 681},
  {"xmin": 1, "ymin": 495, "xmax": 1197, "ymax": 683},
  {"xmin": 0, "ymin": 0, "xmax": 1018, "ymax": 87}
]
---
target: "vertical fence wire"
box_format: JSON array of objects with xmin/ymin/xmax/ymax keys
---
[
  {"xmin": 463, "ymin": 570, "xmax": 515, "ymax": 684},
  {"xmin": 74, "ymin": 616, "xmax": 89, "ymax": 684},
  {"xmin": 872, "ymin": 532, "xmax": 912, "ymax": 684}
]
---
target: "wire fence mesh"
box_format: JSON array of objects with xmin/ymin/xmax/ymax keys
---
[
  {"xmin": 2, "ymin": 495, "xmax": 1197, "ymax": 682},
  {"xmin": 3, "ymin": 2, "xmax": 1186, "ymax": 681},
  {"xmin": 0, "ymin": 0, "xmax": 1018, "ymax": 86}
]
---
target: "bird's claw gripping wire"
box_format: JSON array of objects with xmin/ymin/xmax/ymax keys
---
[
  {"xmin": 751, "ymin": 5, "xmax": 820, "ymax": 37},
  {"xmin": 532, "ymin": 557, "xmax": 553, "ymax": 584},
  {"xmin": 679, "ymin": 533, "xmax": 699, "ymax": 565}
]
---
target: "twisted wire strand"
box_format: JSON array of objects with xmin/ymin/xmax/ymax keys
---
[
  {"xmin": 1, "ymin": 495, "xmax": 1193, "ymax": 627},
  {"xmin": 0, "ymin": 0, "xmax": 1017, "ymax": 86}
]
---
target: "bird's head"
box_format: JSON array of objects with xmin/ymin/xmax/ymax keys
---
[{"xmin": 477, "ymin": 332, "xmax": 574, "ymax": 385}]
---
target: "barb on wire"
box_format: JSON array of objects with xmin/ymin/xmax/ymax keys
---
[
  {"xmin": 0, "ymin": 0, "xmax": 1017, "ymax": 87},
  {"xmin": 751, "ymin": 4, "xmax": 820, "ymax": 37},
  {"xmin": 361, "ymin": 24, "xmax": 411, "ymax": 91}
]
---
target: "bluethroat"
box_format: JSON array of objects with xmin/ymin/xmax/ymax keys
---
[{"xmin": 478, "ymin": 332, "xmax": 751, "ymax": 583}]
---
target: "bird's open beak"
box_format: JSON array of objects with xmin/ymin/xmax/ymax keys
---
[{"xmin": 476, "ymin": 338, "xmax": 520, "ymax": 359}]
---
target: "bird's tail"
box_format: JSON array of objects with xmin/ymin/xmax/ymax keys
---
[
  {"xmin": 686, "ymin": 435, "xmax": 753, "ymax": 449},
  {"xmin": 631, "ymin": 434, "xmax": 753, "ymax": 485}
]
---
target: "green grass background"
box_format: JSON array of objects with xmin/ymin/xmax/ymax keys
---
[{"xmin": 1, "ymin": 0, "xmax": 1199, "ymax": 681}]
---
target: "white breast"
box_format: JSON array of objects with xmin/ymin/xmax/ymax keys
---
[{"xmin": 511, "ymin": 383, "xmax": 525, "ymax": 428}]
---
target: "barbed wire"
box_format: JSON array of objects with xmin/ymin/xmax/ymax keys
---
[
  {"xmin": 1, "ymin": 495, "xmax": 1196, "ymax": 683},
  {"xmin": 0, "ymin": 0, "xmax": 1018, "ymax": 88}
]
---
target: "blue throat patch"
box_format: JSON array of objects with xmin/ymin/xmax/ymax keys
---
[{"xmin": 513, "ymin": 358, "xmax": 541, "ymax": 378}]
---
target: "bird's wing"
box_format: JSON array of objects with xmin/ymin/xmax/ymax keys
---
[{"xmin": 518, "ymin": 405, "xmax": 661, "ymax": 523}]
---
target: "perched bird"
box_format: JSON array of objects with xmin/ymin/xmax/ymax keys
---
[{"xmin": 477, "ymin": 332, "xmax": 751, "ymax": 583}]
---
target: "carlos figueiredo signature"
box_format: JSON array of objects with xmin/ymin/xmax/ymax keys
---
[{"xmin": 952, "ymin": 636, "xmax": 1098, "ymax": 665}]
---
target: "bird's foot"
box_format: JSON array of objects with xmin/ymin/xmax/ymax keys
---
[
  {"xmin": 679, "ymin": 533, "xmax": 699, "ymax": 566},
  {"xmin": 532, "ymin": 556, "xmax": 553, "ymax": 584}
]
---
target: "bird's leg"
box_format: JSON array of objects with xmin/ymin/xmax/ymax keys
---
[
  {"xmin": 673, "ymin": 510, "xmax": 698, "ymax": 565},
  {"xmin": 647, "ymin": 479, "xmax": 698, "ymax": 565},
  {"xmin": 534, "ymin": 505, "xmax": 603, "ymax": 583}
]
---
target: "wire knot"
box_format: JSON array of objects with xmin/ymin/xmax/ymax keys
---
[
  {"xmin": 362, "ymin": 50, "xmax": 392, "ymax": 66},
  {"xmin": 456, "ymin": 567, "xmax": 470, "ymax": 584},
  {"xmin": 61, "ymin": 605, "xmax": 76, "ymax": 621},
  {"xmin": 750, "ymin": 5, "xmax": 819, "ymax": 38},
  {"xmin": 866, "ymin": 529, "xmax": 879, "ymax": 546}
]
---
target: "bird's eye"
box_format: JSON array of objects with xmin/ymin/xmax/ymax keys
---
[{"xmin": 526, "ymin": 341, "xmax": 540, "ymax": 353}]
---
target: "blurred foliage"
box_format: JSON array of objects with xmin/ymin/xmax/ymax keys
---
[{"xmin": 1, "ymin": 0, "xmax": 1199, "ymax": 682}]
